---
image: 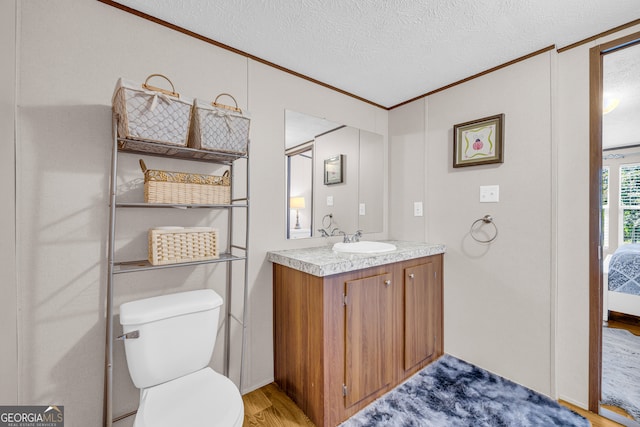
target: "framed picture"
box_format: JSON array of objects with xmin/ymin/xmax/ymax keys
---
[
  {"xmin": 324, "ymin": 155, "xmax": 344, "ymax": 185},
  {"xmin": 453, "ymin": 114, "xmax": 504, "ymax": 168}
]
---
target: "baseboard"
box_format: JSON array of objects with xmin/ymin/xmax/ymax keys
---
[
  {"xmin": 558, "ymin": 396, "xmax": 587, "ymax": 410},
  {"xmin": 241, "ymin": 377, "xmax": 274, "ymax": 395}
]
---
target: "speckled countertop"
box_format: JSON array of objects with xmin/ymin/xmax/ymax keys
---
[{"xmin": 267, "ymin": 240, "xmax": 445, "ymax": 277}]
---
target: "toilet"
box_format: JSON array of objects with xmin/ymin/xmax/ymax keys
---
[{"xmin": 119, "ymin": 289, "xmax": 244, "ymax": 427}]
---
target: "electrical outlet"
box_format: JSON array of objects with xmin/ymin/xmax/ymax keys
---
[
  {"xmin": 327, "ymin": 196, "xmax": 334, "ymax": 206},
  {"xmin": 359, "ymin": 203, "xmax": 366, "ymax": 215}
]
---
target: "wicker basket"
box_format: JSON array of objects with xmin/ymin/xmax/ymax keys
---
[
  {"xmin": 189, "ymin": 93, "xmax": 250, "ymax": 154},
  {"xmin": 140, "ymin": 159, "xmax": 230, "ymax": 205},
  {"xmin": 113, "ymin": 74, "xmax": 193, "ymax": 146},
  {"xmin": 148, "ymin": 227, "xmax": 219, "ymax": 265}
]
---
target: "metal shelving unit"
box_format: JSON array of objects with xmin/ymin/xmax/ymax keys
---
[{"xmin": 103, "ymin": 117, "xmax": 250, "ymax": 427}]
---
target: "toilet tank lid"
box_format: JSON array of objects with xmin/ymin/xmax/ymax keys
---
[{"xmin": 120, "ymin": 289, "xmax": 223, "ymax": 325}]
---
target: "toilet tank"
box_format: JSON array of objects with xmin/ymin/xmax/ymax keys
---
[{"xmin": 119, "ymin": 289, "xmax": 223, "ymax": 389}]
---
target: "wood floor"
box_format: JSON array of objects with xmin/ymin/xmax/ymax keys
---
[
  {"xmin": 608, "ymin": 311, "xmax": 640, "ymax": 336},
  {"xmin": 560, "ymin": 401, "xmax": 624, "ymax": 427},
  {"xmin": 243, "ymin": 382, "xmax": 625, "ymax": 426},
  {"xmin": 243, "ymin": 383, "xmax": 314, "ymax": 426}
]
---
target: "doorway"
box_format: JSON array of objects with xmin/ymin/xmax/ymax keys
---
[{"xmin": 589, "ymin": 31, "xmax": 640, "ymax": 426}]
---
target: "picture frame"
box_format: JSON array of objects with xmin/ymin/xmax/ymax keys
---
[
  {"xmin": 453, "ymin": 114, "xmax": 504, "ymax": 168},
  {"xmin": 324, "ymin": 154, "xmax": 344, "ymax": 185}
]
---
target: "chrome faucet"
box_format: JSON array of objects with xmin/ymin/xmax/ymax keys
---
[
  {"xmin": 318, "ymin": 227, "xmax": 343, "ymax": 238},
  {"xmin": 341, "ymin": 230, "xmax": 363, "ymax": 243},
  {"xmin": 317, "ymin": 228, "xmax": 330, "ymax": 237}
]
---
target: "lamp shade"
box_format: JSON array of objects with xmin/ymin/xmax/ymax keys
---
[
  {"xmin": 290, "ymin": 197, "xmax": 306, "ymax": 209},
  {"xmin": 603, "ymin": 97, "xmax": 620, "ymax": 115}
]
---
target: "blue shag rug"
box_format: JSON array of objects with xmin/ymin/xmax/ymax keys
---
[
  {"xmin": 601, "ymin": 327, "xmax": 640, "ymax": 422},
  {"xmin": 340, "ymin": 354, "xmax": 589, "ymax": 427}
]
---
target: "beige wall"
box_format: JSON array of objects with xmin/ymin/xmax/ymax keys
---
[
  {"xmin": 1, "ymin": 0, "xmax": 18, "ymax": 405},
  {"xmin": 388, "ymin": 23, "xmax": 640, "ymax": 408},
  {"xmin": 17, "ymin": 1, "xmax": 252, "ymax": 423},
  {"xmin": 391, "ymin": 52, "xmax": 555, "ymax": 396},
  {"xmin": 10, "ymin": 1, "xmax": 388, "ymax": 426},
  {"xmin": 389, "ymin": 101, "xmax": 426, "ymax": 240}
]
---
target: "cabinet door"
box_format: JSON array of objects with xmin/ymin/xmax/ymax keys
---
[
  {"xmin": 344, "ymin": 273, "xmax": 393, "ymax": 408},
  {"xmin": 404, "ymin": 262, "xmax": 436, "ymax": 370}
]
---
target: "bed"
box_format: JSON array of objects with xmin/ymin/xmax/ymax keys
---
[{"xmin": 603, "ymin": 244, "xmax": 640, "ymax": 321}]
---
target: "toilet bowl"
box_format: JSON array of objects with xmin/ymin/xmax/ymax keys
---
[
  {"xmin": 119, "ymin": 289, "xmax": 243, "ymax": 427},
  {"xmin": 135, "ymin": 368, "xmax": 243, "ymax": 427}
]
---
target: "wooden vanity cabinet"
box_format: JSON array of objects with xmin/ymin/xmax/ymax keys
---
[
  {"xmin": 403, "ymin": 257, "xmax": 442, "ymax": 372},
  {"xmin": 273, "ymin": 254, "xmax": 443, "ymax": 427},
  {"xmin": 344, "ymin": 272, "xmax": 394, "ymax": 408}
]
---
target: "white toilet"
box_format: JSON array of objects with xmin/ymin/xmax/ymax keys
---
[{"xmin": 119, "ymin": 289, "xmax": 244, "ymax": 427}]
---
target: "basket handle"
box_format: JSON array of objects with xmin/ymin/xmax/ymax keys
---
[
  {"xmin": 142, "ymin": 74, "xmax": 179, "ymax": 98},
  {"xmin": 213, "ymin": 93, "xmax": 241, "ymax": 113},
  {"xmin": 223, "ymin": 170, "xmax": 230, "ymax": 178},
  {"xmin": 139, "ymin": 159, "xmax": 148, "ymax": 173}
]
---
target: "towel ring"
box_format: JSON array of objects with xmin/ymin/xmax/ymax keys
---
[
  {"xmin": 470, "ymin": 215, "xmax": 499, "ymax": 243},
  {"xmin": 322, "ymin": 213, "xmax": 333, "ymax": 228}
]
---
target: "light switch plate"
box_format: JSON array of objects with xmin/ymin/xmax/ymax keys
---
[
  {"xmin": 414, "ymin": 201, "xmax": 423, "ymax": 217},
  {"xmin": 480, "ymin": 185, "xmax": 499, "ymax": 203},
  {"xmin": 327, "ymin": 196, "xmax": 334, "ymax": 206},
  {"xmin": 359, "ymin": 203, "xmax": 366, "ymax": 215}
]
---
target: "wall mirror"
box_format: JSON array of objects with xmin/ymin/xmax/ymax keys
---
[{"xmin": 285, "ymin": 110, "xmax": 384, "ymax": 239}]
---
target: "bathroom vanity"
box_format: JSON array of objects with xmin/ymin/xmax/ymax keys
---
[{"xmin": 268, "ymin": 241, "xmax": 445, "ymax": 427}]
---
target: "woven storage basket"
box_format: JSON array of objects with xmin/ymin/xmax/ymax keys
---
[
  {"xmin": 113, "ymin": 74, "xmax": 193, "ymax": 146},
  {"xmin": 148, "ymin": 227, "xmax": 219, "ymax": 265},
  {"xmin": 189, "ymin": 93, "xmax": 250, "ymax": 154},
  {"xmin": 140, "ymin": 159, "xmax": 230, "ymax": 205}
]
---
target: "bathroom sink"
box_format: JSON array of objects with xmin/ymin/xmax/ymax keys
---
[{"xmin": 332, "ymin": 241, "xmax": 397, "ymax": 254}]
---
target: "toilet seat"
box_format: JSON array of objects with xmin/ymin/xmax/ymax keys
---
[{"xmin": 134, "ymin": 367, "xmax": 243, "ymax": 427}]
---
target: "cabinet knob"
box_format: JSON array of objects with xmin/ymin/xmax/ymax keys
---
[
  {"xmin": 384, "ymin": 279, "xmax": 391, "ymax": 286},
  {"xmin": 409, "ymin": 273, "xmax": 415, "ymax": 279}
]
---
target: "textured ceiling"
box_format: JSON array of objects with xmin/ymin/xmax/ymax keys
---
[
  {"xmin": 603, "ymin": 42, "xmax": 640, "ymax": 149},
  {"xmin": 285, "ymin": 110, "xmax": 341, "ymax": 149},
  {"xmin": 113, "ymin": 0, "xmax": 639, "ymax": 108}
]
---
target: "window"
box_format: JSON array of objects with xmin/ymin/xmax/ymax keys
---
[{"xmin": 620, "ymin": 164, "xmax": 640, "ymax": 244}]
